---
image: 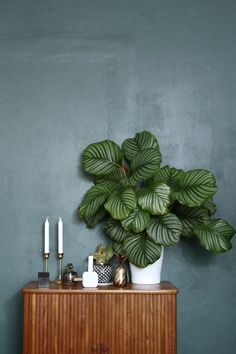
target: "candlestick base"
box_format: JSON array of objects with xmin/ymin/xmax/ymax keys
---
[
  {"xmin": 44, "ymin": 253, "xmax": 50, "ymax": 273},
  {"xmin": 55, "ymin": 253, "xmax": 64, "ymax": 284}
]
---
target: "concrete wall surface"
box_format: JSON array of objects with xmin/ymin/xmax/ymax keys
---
[{"xmin": 0, "ymin": 1, "xmax": 235, "ymax": 353}]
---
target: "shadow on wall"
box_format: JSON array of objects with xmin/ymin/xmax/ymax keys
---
[
  {"xmin": 6, "ymin": 290, "xmax": 23, "ymax": 353},
  {"xmin": 72, "ymin": 207, "xmax": 81, "ymax": 224},
  {"xmin": 162, "ymin": 237, "xmax": 219, "ymax": 288},
  {"xmin": 179, "ymin": 238, "xmax": 217, "ymax": 267}
]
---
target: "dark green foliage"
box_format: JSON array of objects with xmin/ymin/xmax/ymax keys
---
[{"xmin": 79, "ymin": 131, "xmax": 235, "ymax": 267}]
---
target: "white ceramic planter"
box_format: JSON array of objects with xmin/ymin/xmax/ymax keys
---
[{"xmin": 129, "ymin": 247, "xmax": 164, "ymax": 284}]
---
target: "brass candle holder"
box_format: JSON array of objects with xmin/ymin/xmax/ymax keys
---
[
  {"xmin": 44, "ymin": 253, "xmax": 50, "ymax": 272},
  {"xmin": 56, "ymin": 253, "xmax": 64, "ymax": 283}
]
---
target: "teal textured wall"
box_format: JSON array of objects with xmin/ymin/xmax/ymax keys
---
[{"xmin": 0, "ymin": 1, "xmax": 235, "ymax": 353}]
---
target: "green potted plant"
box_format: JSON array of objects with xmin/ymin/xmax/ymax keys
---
[
  {"xmin": 92, "ymin": 244, "xmax": 113, "ymax": 284},
  {"xmin": 79, "ymin": 131, "xmax": 235, "ymax": 284}
]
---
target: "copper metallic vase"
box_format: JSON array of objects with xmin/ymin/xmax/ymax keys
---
[{"xmin": 113, "ymin": 255, "xmax": 129, "ymax": 288}]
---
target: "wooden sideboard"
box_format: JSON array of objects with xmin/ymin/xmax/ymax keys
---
[{"xmin": 23, "ymin": 281, "xmax": 178, "ymax": 354}]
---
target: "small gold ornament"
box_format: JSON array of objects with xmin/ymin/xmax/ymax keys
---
[{"xmin": 113, "ymin": 255, "xmax": 129, "ymax": 288}]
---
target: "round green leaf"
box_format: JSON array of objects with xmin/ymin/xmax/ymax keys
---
[
  {"xmin": 83, "ymin": 208, "xmax": 108, "ymax": 228},
  {"xmin": 202, "ymin": 198, "xmax": 217, "ymax": 216},
  {"xmin": 79, "ymin": 181, "xmax": 117, "ymax": 220},
  {"xmin": 147, "ymin": 213, "xmax": 183, "ymax": 247},
  {"xmin": 106, "ymin": 242, "xmax": 114, "ymax": 260},
  {"xmin": 112, "ymin": 241, "xmax": 125, "ymax": 256},
  {"xmin": 154, "ymin": 165, "xmax": 184, "ymax": 192},
  {"xmin": 121, "ymin": 207, "xmax": 150, "ymax": 233},
  {"xmin": 95, "ymin": 167, "xmax": 128, "ymax": 185},
  {"xmin": 129, "ymin": 148, "xmax": 162, "ymax": 185},
  {"xmin": 82, "ymin": 140, "xmax": 123, "ymax": 176},
  {"xmin": 138, "ymin": 182, "xmax": 171, "ymax": 215},
  {"xmin": 104, "ymin": 219, "xmax": 130, "ymax": 242},
  {"xmin": 174, "ymin": 169, "xmax": 217, "ymax": 207},
  {"xmin": 173, "ymin": 203, "xmax": 210, "ymax": 237},
  {"xmin": 193, "ymin": 219, "xmax": 235, "ymax": 252},
  {"xmin": 123, "ymin": 232, "xmax": 162, "ymax": 268},
  {"xmin": 104, "ymin": 187, "xmax": 137, "ymax": 220},
  {"xmin": 122, "ymin": 131, "xmax": 160, "ymax": 161}
]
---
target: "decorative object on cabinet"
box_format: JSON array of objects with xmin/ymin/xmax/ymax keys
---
[
  {"xmin": 37, "ymin": 272, "xmax": 49, "ymax": 288},
  {"xmin": 113, "ymin": 254, "xmax": 129, "ymax": 287},
  {"xmin": 82, "ymin": 255, "xmax": 98, "ymax": 288},
  {"xmin": 56, "ymin": 252, "xmax": 64, "ymax": 284},
  {"xmin": 42, "ymin": 217, "xmax": 65, "ymax": 278},
  {"xmin": 63, "ymin": 263, "xmax": 77, "ymax": 284},
  {"xmin": 44, "ymin": 217, "xmax": 50, "ymax": 272},
  {"xmin": 93, "ymin": 244, "xmax": 113, "ymax": 284},
  {"xmin": 130, "ymin": 246, "xmax": 164, "ymax": 284},
  {"xmin": 23, "ymin": 281, "xmax": 178, "ymax": 354},
  {"xmin": 79, "ymin": 130, "xmax": 235, "ymax": 284}
]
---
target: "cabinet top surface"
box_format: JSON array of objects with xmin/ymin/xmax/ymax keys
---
[{"xmin": 23, "ymin": 281, "xmax": 178, "ymax": 294}]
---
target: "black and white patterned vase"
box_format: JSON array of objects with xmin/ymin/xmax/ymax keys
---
[{"xmin": 93, "ymin": 262, "xmax": 113, "ymax": 284}]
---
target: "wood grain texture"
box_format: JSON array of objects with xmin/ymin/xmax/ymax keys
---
[{"xmin": 23, "ymin": 282, "xmax": 178, "ymax": 354}]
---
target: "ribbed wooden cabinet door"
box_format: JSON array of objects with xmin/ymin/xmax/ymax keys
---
[
  {"xmin": 23, "ymin": 290, "xmax": 177, "ymax": 354},
  {"xmin": 23, "ymin": 293, "xmax": 101, "ymax": 354},
  {"xmin": 100, "ymin": 293, "xmax": 176, "ymax": 354}
]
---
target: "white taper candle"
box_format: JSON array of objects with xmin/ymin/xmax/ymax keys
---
[
  {"xmin": 44, "ymin": 217, "xmax": 49, "ymax": 254},
  {"xmin": 58, "ymin": 217, "xmax": 63, "ymax": 254},
  {"xmin": 88, "ymin": 255, "xmax": 94, "ymax": 272}
]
